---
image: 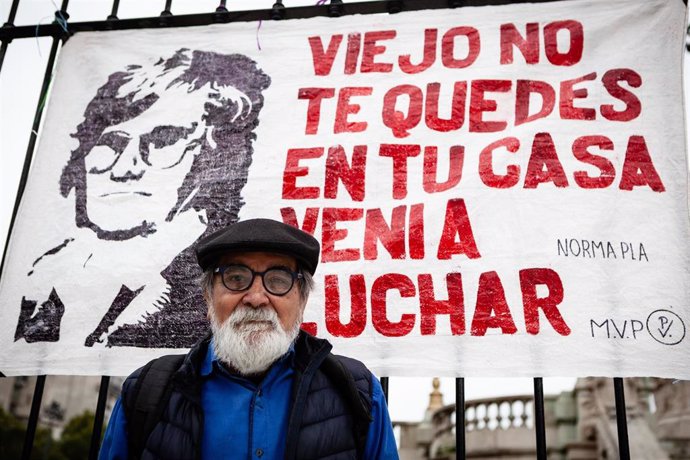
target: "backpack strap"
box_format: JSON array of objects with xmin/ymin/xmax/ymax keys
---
[
  {"xmin": 320, "ymin": 353, "xmax": 373, "ymax": 459},
  {"xmin": 123, "ymin": 354, "xmax": 185, "ymax": 459}
]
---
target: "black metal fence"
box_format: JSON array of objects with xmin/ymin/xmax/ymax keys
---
[{"xmin": 0, "ymin": 1, "xmax": 641, "ymax": 458}]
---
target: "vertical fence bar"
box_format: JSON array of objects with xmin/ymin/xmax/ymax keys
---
[
  {"xmin": 21, "ymin": 376, "xmax": 46, "ymax": 460},
  {"xmin": 13, "ymin": 4, "xmax": 67, "ymax": 456},
  {"xmin": 0, "ymin": 30, "xmax": 10, "ymax": 72},
  {"xmin": 455, "ymin": 378, "xmax": 466, "ymax": 460},
  {"xmin": 88, "ymin": 376, "xmax": 111, "ymax": 460},
  {"xmin": 614, "ymin": 377, "xmax": 631, "ymax": 460},
  {"xmin": 0, "ymin": 0, "xmax": 22, "ymax": 72},
  {"xmin": 533, "ymin": 377, "xmax": 547, "ymax": 460},
  {"xmin": 0, "ymin": 23, "xmax": 62, "ymax": 276},
  {"xmin": 161, "ymin": 0, "xmax": 173, "ymax": 16},
  {"xmin": 271, "ymin": 0, "xmax": 286, "ymax": 20},
  {"xmin": 5, "ymin": 3, "xmax": 66, "ymax": 452},
  {"xmin": 4, "ymin": 0, "xmax": 20, "ymax": 22},
  {"xmin": 328, "ymin": 0, "xmax": 344, "ymax": 17},
  {"xmin": 108, "ymin": 0, "xmax": 120, "ymax": 20},
  {"xmin": 380, "ymin": 376, "xmax": 389, "ymax": 402}
]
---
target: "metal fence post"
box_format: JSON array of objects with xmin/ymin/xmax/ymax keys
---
[
  {"xmin": 380, "ymin": 376, "xmax": 389, "ymax": 402},
  {"xmin": 88, "ymin": 376, "xmax": 111, "ymax": 460},
  {"xmin": 455, "ymin": 377, "xmax": 465, "ymax": 460},
  {"xmin": 614, "ymin": 377, "xmax": 631, "ymax": 460},
  {"xmin": 21, "ymin": 376, "xmax": 46, "ymax": 460},
  {"xmin": 533, "ymin": 377, "xmax": 547, "ymax": 460}
]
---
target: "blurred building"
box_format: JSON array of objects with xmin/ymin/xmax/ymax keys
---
[
  {"xmin": 2, "ymin": 373, "xmax": 688, "ymax": 458},
  {"xmin": 396, "ymin": 378, "xmax": 690, "ymax": 460},
  {"xmin": 0, "ymin": 375, "xmax": 123, "ymax": 437}
]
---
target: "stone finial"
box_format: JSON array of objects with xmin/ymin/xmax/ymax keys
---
[{"xmin": 428, "ymin": 377, "xmax": 444, "ymax": 411}]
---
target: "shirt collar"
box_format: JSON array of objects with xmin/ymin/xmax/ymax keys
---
[{"xmin": 201, "ymin": 336, "xmax": 296, "ymax": 378}]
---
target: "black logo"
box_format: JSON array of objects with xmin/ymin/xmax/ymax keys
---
[{"xmin": 646, "ymin": 309, "xmax": 686, "ymax": 346}]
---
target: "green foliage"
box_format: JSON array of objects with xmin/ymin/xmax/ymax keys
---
[
  {"xmin": 59, "ymin": 411, "xmax": 101, "ymax": 460},
  {"xmin": 0, "ymin": 407, "xmax": 26, "ymax": 460},
  {"xmin": 0, "ymin": 407, "xmax": 65, "ymax": 460},
  {"xmin": 438, "ymin": 444, "xmax": 456, "ymax": 454},
  {"xmin": 31, "ymin": 429, "xmax": 65, "ymax": 460},
  {"xmin": 0, "ymin": 408, "xmax": 102, "ymax": 460}
]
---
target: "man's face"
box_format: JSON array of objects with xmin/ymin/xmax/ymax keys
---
[
  {"xmin": 207, "ymin": 251, "xmax": 306, "ymax": 375},
  {"xmin": 82, "ymin": 86, "xmax": 208, "ymax": 235},
  {"xmin": 208, "ymin": 251, "xmax": 305, "ymax": 333}
]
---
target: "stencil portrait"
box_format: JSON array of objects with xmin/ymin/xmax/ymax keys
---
[{"xmin": 15, "ymin": 48, "xmax": 271, "ymax": 348}]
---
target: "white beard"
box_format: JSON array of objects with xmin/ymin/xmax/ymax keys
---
[{"xmin": 210, "ymin": 304, "xmax": 301, "ymax": 376}]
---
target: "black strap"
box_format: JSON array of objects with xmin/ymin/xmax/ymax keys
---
[
  {"xmin": 320, "ymin": 354, "xmax": 373, "ymax": 459},
  {"xmin": 124, "ymin": 354, "xmax": 185, "ymax": 460}
]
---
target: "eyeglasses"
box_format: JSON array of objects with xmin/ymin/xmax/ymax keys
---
[
  {"xmin": 87, "ymin": 124, "xmax": 201, "ymax": 174},
  {"xmin": 214, "ymin": 264, "xmax": 303, "ymax": 296}
]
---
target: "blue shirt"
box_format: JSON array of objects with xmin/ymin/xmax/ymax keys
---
[{"xmin": 99, "ymin": 343, "xmax": 399, "ymax": 459}]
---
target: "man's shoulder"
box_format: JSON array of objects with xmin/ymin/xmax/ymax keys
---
[
  {"xmin": 330, "ymin": 354, "xmax": 373, "ymax": 385},
  {"xmin": 121, "ymin": 354, "xmax": 187, "ymax": 400},
  {"xmin": 123, "ymin": 333, "xmax": 211, "ymax": 388},
  {"xmin": 122, "ymin": 362, "xmax": 146, "ymax": 394},
  {"xmin": 295, "ymin": 330, "xmax": 373, "ymax": 388}
]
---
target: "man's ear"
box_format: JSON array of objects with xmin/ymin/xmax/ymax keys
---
[
  {"xmin": 298, "ymin": 300, "xmax": 309, "ymax": 328},
  {"xmin": 203, "ymin": 290, "xmax": 213, "ymax": 319},
  {"xmin": 299, "ymin": 295, "xmax": 308, "ymax": 314}
]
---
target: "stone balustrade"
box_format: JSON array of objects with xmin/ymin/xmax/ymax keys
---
[
  {"xmin": 423, "ymin": 394, "xmax": 560, "ymax": 460},
  {"xmin": 432, "ymin": 394, "xmax": 537, "ymax": 439},
  {"xmin": 396, "ymin": 378, "xmax": 690, "ymax": 460}
]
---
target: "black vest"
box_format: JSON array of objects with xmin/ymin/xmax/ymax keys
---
[{"xmin": 121, "ymin": 332, "xmax": 373, "ymax": 460}]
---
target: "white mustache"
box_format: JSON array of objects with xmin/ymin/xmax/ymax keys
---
[{"xmin": 228, "ymin": 305, "xmax": 279, "ymax": 328}]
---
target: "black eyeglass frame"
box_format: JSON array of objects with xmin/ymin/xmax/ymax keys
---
[{"xmin": 213, "ymin": 264, "xmax": 303, "ymax": 296}]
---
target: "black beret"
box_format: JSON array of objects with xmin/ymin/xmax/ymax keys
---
[{"xmin": 195, "ymin": 218, "xmax": 320, "ymax": 274}]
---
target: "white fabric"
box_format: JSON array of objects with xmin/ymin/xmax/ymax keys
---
[{"xmin": 0, "ymin": 0, "xmax": 688, "ymax": 378}]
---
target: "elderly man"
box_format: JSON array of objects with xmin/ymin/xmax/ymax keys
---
[{"xmin": 99, "ymin": 218, "xmax": 399, "ymax": 459}]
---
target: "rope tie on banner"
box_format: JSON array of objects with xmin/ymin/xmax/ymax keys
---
[
  {"xmin": 256, "ymin": 1, "xmax": 282, "ymax": 51},
  {"xmin": 34, "ymin": 0, "xmax": 69, "ymax": 56},
  {"xmin": 34, "ymin": 19, "xmax": 51, "ymax": 56},
  {"xmin": 54, "ymin": 10, "xmax": 69, "ymax": 33}
]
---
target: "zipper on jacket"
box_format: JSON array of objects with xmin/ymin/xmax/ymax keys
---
[{"xmin": 247, "ymin": 387, "xmax": 261, "ymax": 460}]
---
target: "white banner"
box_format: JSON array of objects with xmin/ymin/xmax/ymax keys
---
[{"xmin": 1, "ymin": 0, "xmax": 689, "ymax": 378}]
